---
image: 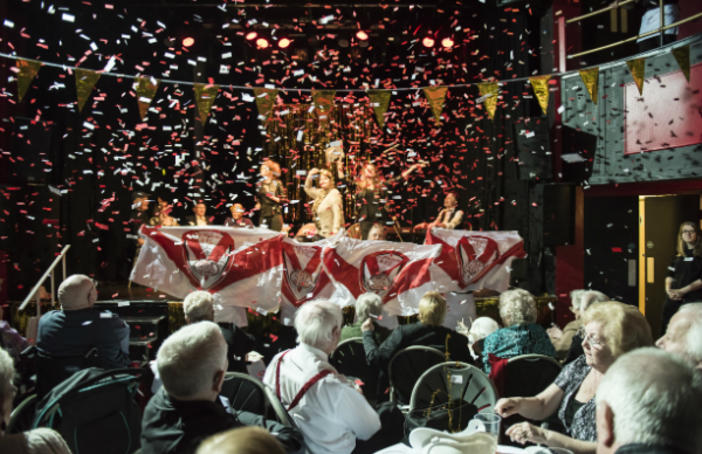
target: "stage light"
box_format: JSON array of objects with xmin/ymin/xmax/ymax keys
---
[
  {"xmin": 356, "ymin": 30, "xmax": 368, "ymax": 41},
  {"xmin": 182, "ymin": 36, "xmax": 195, "ymax": 47},
  {"xmin": 256, "ymin": 37, "xmax": 269, "ymax": 49},
  {"xmin": 278, "ymin": 38, "xmax": 291, "ymax": 49},
  {"xmin": 422, "ymin": 36, "xmax": 435, "ymax": 48},
  {"xmin": 245, "ymin": 31, "xmax": 258, "ymax": 41},
  {"xmin": 441, "ymin": 37, "xmax": 454, "ymax": 49}
]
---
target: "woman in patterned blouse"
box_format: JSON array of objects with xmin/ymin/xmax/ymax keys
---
[{"xmin": 495, "ymin": 301, "xmax": 653, "ymax": 453}]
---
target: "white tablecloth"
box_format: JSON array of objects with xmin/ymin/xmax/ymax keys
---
[{"xmin": 374, "ymin": 443, "xmax": 525, "ymax": 453}]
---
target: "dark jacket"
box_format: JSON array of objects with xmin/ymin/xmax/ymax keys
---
[
  {"xmin": 141, "ymin": 388, "xmax": 303, "ymax": 454},
  {"xmin": 616, "ymin": 443, "xmax": 693, "ymax": 454}
]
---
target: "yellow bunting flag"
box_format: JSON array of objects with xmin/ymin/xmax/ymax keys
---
[
  {"xmin": 477, "ymin": 82, "xmax": 499, "ymax": 120},
  {"xmin": 672, "ymin": 45, "xmax": 690, "ymax": 82},
  {"xmin": 16, "ymin": 59, "xmax": 42, "ymax": 102},
  {"xmin": 193, "ymin": 83, "xmax": 219, "ymax": 124},
  {"xmin": 368, "ymin": 90, "xmax": 392, "ymax": 128},
  {"xmin": 135, "ymin": 77, "xmax": 159, "ymax": 120},
  {"xmin": 529, "ymin": 75, "xmax": 551, "ymax": 116},
  {"xmin": 626, "ymin": 58, "xmax": 646, "ymax": 95},
  {"xmin": 74, "ymin": 68, "xmax": 101, "ymax": 112},
  {"xmin": 312, "ymin": 90, "xmax": 336, "ymax": 116},
  {"xmin": 578, "ymin": 67, "xmax": 599, "ymax": 104},
  {"xmin": 423, "ymin": 86, "xmax": 448, "ymax": 125},
  {"xmin": 252, "ymin": 87, "xmax": 279, "ymax": 123}
]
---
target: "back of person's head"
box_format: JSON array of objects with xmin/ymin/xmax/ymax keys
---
[
  {"xmin": 183, "ymin": 290, "xmax": 215, "ymax": 323},
  {"xmin": 582, "ymin": 301, "xmax": 652, "ymax": 358},
  {"xmin": 57, "ymin": 274, "xmax": 94, "ymax": 310},
  {"xmin": 569, "ymin": 289, "xmax": 586, "ymax": 312},
  {"xmin": 355, "ymin": 292, "xmax": 383, "ymax": 322},
  {"xmin": 578, "ymin": 290, "xmax": 608, "ymax": 314},
  {"xmin": 0, "ymin": 347, "xmax": 15, "ymax": 426},
  {"xmin": 294, "ymin": 300, "xmax": 343, "ymax": 352},
  {"xmin": 596, "ymin": 347, "xmax": 702, "ymax": 451},
  {"xmin": 498, "ymin": 288, "xmax": 537, "ymax": 326},
  {"xmin": 156, "ymin": 321, "xmax": 226, "ymax": 400},
  {"xmin": 658, "ymin": 303, "xmax": 702, "ymax": 368},
  {"xmin": 468, "ymin": 317, "xmax": 500, "ymax": 343},
  {"xmin": 196, "ymin": 426, "xmax": 285, "ymax": 454},
  {"xmin": 417, "ymin": 291, "xmax": 447, "ymax": 326}
]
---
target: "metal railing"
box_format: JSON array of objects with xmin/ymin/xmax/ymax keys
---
[
  {"xmin": 557, "ymin": 0, "xmax": 702, "ymax": 71},
  {"xmin": 18, "ymin": 244, "xmax": 71, "ymax": 314}
]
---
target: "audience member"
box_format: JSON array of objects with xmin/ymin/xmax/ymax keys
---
[
  {"xmin": 141, "ymin": 321, "xmax": 302, "ymax": 454},
  {"xmin": 656, "ymin": 302, "xmax": 702, "ymax": 371},
  {"xmin": 0, "ymin": 304, "xmax": 29, "ymax": 363},
  {"xmin": 263, "ymin": 300, "xmax": 381, "ymax": 454},
  {"xmin": 197, "ymin": 426, "xmax": 285, "ymax": 454},
  {"xmin": 0, "ymin": 346, "xmax": 71, "ymax": 454},
  {"xmin": 36, "ymin": 274, "xmax": 130, "ymax": 369},
  {"xmin": 596, "ymin": 347, "xmax": 702, "ymax": 454},
  {"xmin": 225, "ymin": 203, "xmax": 254, "ymax": 228},
  {"xmin": 466, "ymin": 316, "xmax": 500, "ymax": 361},
  {"xmin": 495, "ymin": 301, "xmax": 653, "ymax": 453},
  {"xmin": 482, "ymin": 289, "xmax": 555, "ymax": 373},
  {"xmin": 549, "ymin": 290, "xmax": 609, "ymax": 362},
  {"xmin": 361, "ymin": 291, "xmax": 471, "ymax": 366},
  {"xmin": 340, "ymin": 293, "xmax": 390, "ymax": 343}
]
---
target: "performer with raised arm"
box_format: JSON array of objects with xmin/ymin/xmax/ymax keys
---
[
  {"xmin": 303, "ymin": 168, "xmax": 344, "ymax": 238},
  {"xmin": 255, "ymin": 158, "xmax": 286, "ymax": 231},
  {"xmin": 414, "ymin": 192, "xmax": 463, "ymax": 232}
]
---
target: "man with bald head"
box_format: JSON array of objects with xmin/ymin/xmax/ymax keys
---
[
  {"xmin": 36, "ymin": 274, "xmax": 130, "ymax": 371},
  {"xmin": 656, "ymin": 302, "xmax": 702, "ymax": 371}
]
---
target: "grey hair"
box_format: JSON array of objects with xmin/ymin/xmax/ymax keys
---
[
  {"xmin": 355, "ymin": 293, "xmax": 383, "ymax": 322},
  {"xmin": 468, "ymin": 317, "xmax": 500, "ymax": 343},
  {"xmin": 498, "ymin": 289, "xmax": 537, "ymax": 326},
  {"xmin": 569, "ymin": 289, "xmax": 586, "ymax": 311},
  {"xmin": 0, "ymin": 347, "xmax": 15, "ymax": 407},
  {"xmin": 596, "ymin": 347, "xmax": 702, "ymax": 449},
  {"xmin": 578, "ymin": 290, "xmax": 608, "ymax": 314},
  {"xmin": 183, "ymin": 290, "xmax": 215, "ymax": 323},
  {"xmin": 678, "ymin": 303, "xmax": 702, "ymax": 364},
  {"xmin": 294, "ymin": 300, "xmax": 342, "ymax": 351},
  {"xmin": 57, "ymin": 274, "xmax": 92, "ymax": 309},
  {"xmin": 156, "ymin": 321, "xmax": 226, "ymax": 399}
]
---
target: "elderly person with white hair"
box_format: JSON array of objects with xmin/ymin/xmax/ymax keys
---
[
  {"xmin": 466, "ymin": 316, "xmax": 500, "ymax": 361},
  {"xmin": 36, "ymin": 274, "xmax": 130, "ymax": 375},
  {"xmin": 656, "ymin": 302, "xmax": 702, "ymax": 371},
  {"xmin": 0, "ymin": 346, "xmax": 71, "ymax": 453},
  {"xmin": 549, "ymin": 289, "xmax": 609, "ymax": 361},
  {"xmin": 340, "ymin": 293, "xmax": 390, "ymax": 343},
  {"xmin": 263, "ymin": 300, "xmax": 381, "ymax": 454},
  {"xmin": 481, "ymin": 288, "xmax": 555, "ymax": 374},
  {"xmin": 141, "ymin": 321, "xmax": 302, "ymax": 454},
  {"xmin": 596, "ymin": 347, "xmax": 702, "ymax": 454},
  {"xmin": 496, "ymin": 301, "xmax": 653, "ymax": 453}
]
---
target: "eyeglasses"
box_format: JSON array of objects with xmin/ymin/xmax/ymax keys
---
[
  {"xmin": 681, "ymin": 229, "xmax": 696, "ymax": 234},
  {"xmin": 579, "ymin": 327, "xmax": 605, "ymax": 349}
]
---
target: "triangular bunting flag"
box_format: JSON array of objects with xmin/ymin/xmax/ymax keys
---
[
  {"xmin": 671, "ymin": 45, "xmax": 690, "ymax": 82},
  {"xmin": 578, "ymin": 67, "xmax": 599, "ymax": 104},
  {"xmin": 626, "ymin": 58, "xmax": 646, "ymax": 95},
  {"xmin": 252, "ymin": 87, "xmax": 279, "ymax": 123},
  {"xmin": 423, "ymin": 86, "xmax": 448, "ymax": 125},
  {"xmin": 16, "ymin": 59, "xmax": 42, "ymax": 102},
  {"xmin": 135, "ymin": 76, "xmax": 159, "ymax": 120},
  {"xmin": 528, "ymin": 75, "xmax": 551, "ymax": 116},
  {"xmin": 193, "ymin": 83, "xmax": 219, "ymax": 124},
  {"xmin": 477, "ymin": 82, "xmax": 499, "ymax": 120},
  {"xmin": 74, "ymin": 68, "xmax": 101, "ymax": 112},
  {"xmin": 368, "ymin": 90, "xmax": 392, "ymax": 128},
  {"xmin": 311, "ymin": 90, "xmax": 336, "ymax": 116}
]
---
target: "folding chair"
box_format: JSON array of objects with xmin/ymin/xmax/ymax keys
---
[
  {"xmin": 388, "ymin": 346, "xmax": 445, "ymax": 406},
  {"xmin": 329, "ymin": 337, "xmax": 382, "ymax": 403},
  {"xmin": 221, "ymin": 372, "xmax": 296, "ymax": 428}
]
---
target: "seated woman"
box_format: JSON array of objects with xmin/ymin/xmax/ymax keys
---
[
  {"xmin": 361, "ymin": 291, "xmax": 471, "ymax": 366},
  {"xmin": 340, "ymin": 292, "xmax": 391, "ymax": 344},
  {"xmin": 495, "ymin": 301, "xmax": 653, "ymax": 453},
  {"xmin": 548, "ymin": 289, "xmax": 608, "ymax": 362},
  {"xmin": 482, "ymin": 289, "xmax": 556, "ymax": 374},
  {"xmin": 304, "ymin": 167, "xmax": 344, "ymax": 238}
]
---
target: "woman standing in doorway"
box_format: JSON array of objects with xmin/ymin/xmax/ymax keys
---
[{"xmin": 662, "ymin": 221, "xmax": 702, "ymax": 333}]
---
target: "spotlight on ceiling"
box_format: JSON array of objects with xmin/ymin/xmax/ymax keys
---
[
  {"xmin": 441, "ymin": 37, "xmax": 454, "ymax": 49},
  {"xmin": 245, "ymin": 31, "xmax": 258, "ymax": 41},
  {"xmin": 278, "ymin": 38, "xmax": 291, "ymax": 49},
  {"xmin": 256, "ymin": 37, "xmax": 269, "ymax": 49},
  {"xmin": 422, "ymin": 36, "xmax": 435, "ymax": 48},
  {"xmin": 356, "ymin": 30, "xmax": 369, "ymax": 41},
  {"xmin": 182, "ymin": 36, "xmax": 195, "ymax": 47}
]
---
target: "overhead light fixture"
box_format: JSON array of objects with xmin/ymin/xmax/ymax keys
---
[
  {"xmin": 441, "ymin": 37, "xmax": 454, "ymax": 49},
  {"xmin": 255, "ymin": 37, "xmax": 269, "ymax": 49},
  {"xmin": 356, "ymin": 30, "xmax": 369, "ymax": 41},
  {"xmin": 422, "ymin": 36, "xmax": 435, "ymax": 48},
  {"xmin": 182, "ymin": 36, "xmax": 195, "ymax": 47},
  {"xmin": 278, "ymin": 38, "xmax": 291, "ymax": 49},
  {"xmin": 245, "ymin": 31, "xmax": 258, "ymax": 41}
]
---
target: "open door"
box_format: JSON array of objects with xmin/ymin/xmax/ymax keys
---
[{"xmin": 639, "ymin": 194, "xmax": 700, "ymax": 336}]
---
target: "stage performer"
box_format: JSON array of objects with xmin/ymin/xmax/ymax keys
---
[
  {"xmin": 324, "ymin": 140, "xmax": 347, "ymax": 192},
  {"xmin": 224, "ymin": 203, "xmax": 254, "ymax": 228},
  {"xmin": 354, "ymin": 161, "xmax": 424, "ymax": 240},
  {"xmin": 255, "ymin": 158, "xmax": 286, "ymax": 231},
  {"xmin": 150, "ymin": 196, "xmax": 179, "ymax": 227},
  {"xmin": 186, "ymin": 201, "xmax": 210, "ymax": 226},
  {"xmin": 304, "ymin": 168, "xmax": 344, "ymax": 238},
  {"xmin": 413, "ymin": 192, "xmax": 463, "ymax": 232}
]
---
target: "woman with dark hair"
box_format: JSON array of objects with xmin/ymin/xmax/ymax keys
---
[
  {"xmin": 662, "ymin": 221, "xmax": 702, "ymax": 333},
  {"xmin": 255, "ymin": 158, "xmax": 286, "ymax": 231}
]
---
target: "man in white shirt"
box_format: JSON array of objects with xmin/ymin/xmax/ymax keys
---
[{"xmin": 263, "ymin": 300, "xmax": 381, "ymax": 454}]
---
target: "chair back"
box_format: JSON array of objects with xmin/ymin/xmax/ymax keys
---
[
  {"xmin": 329, "ymin": 337, "xmax": 382, "ymax": 403},
  {"xmin": 501, "ymin": 354, "xmax": 561, "ymax": 397},
  {"xmin": 388, "ymin": 346, "xmax": 445, "ymax": 405},
  {"xmin": 36, "ymin": 347, "xmax": 100, "ymax": 397},
  {"xmin": 32, "ymin": 367, "xmax": 144, "ymax": 454},
  {"xmin": 221, "ymin": 372, "xmax": 296, "ymax": 428}
]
